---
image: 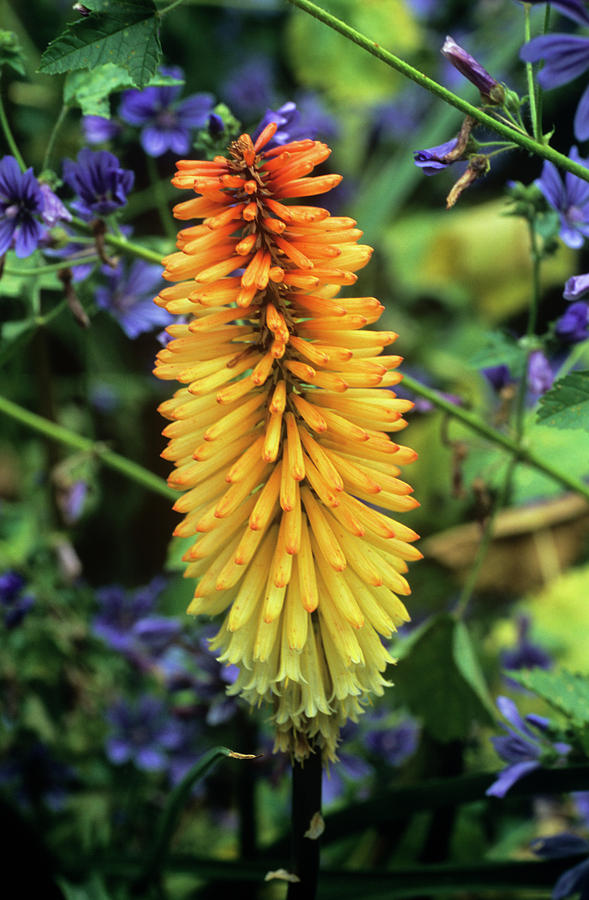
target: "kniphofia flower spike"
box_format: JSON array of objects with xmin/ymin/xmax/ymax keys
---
[{"xmin": 154, "ymin": 124, "xmax": 420, "ymax": 761}]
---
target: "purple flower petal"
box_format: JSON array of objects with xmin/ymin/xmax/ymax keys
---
[
  {"xmin": 564, "ymin": 272, "xmax": 589, "ymax": 299},
  {"xmin": 520, "ymin": 34, "xmax": 589, "ymax": 89},
  {"xmin": 486, "ymin": 759, "xmax": 540, "ymax": 797},
  {"xmin": 575, "ymin": 84, "xmax": 589, "ymax": 142}
]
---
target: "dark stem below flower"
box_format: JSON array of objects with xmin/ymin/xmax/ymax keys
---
[{"xmin": 287, "ymin": 748, "xmax": 322, "ymax": 900}]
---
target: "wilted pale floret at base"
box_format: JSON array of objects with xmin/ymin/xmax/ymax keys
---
[{"xmin": 154, "ymin": 123, "xmax": 421, "ymax": 761}]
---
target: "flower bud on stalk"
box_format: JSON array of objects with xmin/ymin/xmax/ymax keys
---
[
  {"xmin": 154, "ymin": 124, "xmax": 420, "ymax": 762},
  {"xmin": 442, "ymin": 35, "xmax": 506, "ymax": 105}
]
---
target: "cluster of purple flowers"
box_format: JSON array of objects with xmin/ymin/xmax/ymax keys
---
[
  {"xmin": 0, "ymin": 570, "xmax": 34, "ymax": 628},
  {"xmin": 0, "ymin": 156, "xmax": 70, "ymax": 257}
]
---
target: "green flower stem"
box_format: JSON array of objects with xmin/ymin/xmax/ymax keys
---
[
  {"xmin": 157, "ymin": 0, "xmax": 186, "ymax": 14},
  {"xmin": 147, "ymin": 154, "xmax": 176, "ymax": 241},
  {"xmin": 523, "ymin": 4, "xmax": 541, "ymax": 142},
  {"xmin": 0, "ymin": 81, "xmax": 26, "ymax": 171},
  {"xmin": 284, "ymin": 0, "xmax": 589, "ymax": 184},
  {"xmin": 42, "ymin": 103, "xmax": 69, "ymax": 172},
  {"xmin": 0, "ymin": 394, "xmax": 176, "ymax": 500},
  {"xmin": 4, "ymin": 256, "xmax": 98, "ymax": 276},
  {"xmin": 68, "ymin": 216, "xmax": 163, "ymax": 264},
  {"xmin": 401, "ymin": 373, "xmax": 589, "ymax": 502}
]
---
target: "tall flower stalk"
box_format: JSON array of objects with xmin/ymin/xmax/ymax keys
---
[{"xmin": 154, "ymin": 122, "xmax": 420, "ymax": 763}]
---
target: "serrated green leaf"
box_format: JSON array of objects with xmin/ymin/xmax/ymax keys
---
[
  {"xmin": 39, "ymin": 0, "xmax": 161, "ymax": 89},
  {"xmin": 511, "ymin": 668, "xmax": 589, "ymax": 727},
  {"xmin": 64, "ymin": 64, "xmax": 181, "ymax": 117},
  {"xmin": 468, "ymin": 331, "xmax": 526, "ymax": 375},
  {"xmin": 537, "ymin": 371, "xmax": 589, "ymax": 430},
  {"xmin": 394, "ymin": 614, "xmax": 495, "ymax": 741},
  {"xmin": 0, "ymin": 30, "xmax": 26, "ymax": 76}
]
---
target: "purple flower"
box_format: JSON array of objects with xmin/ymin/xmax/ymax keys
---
[
  {"xmin": 528, "ymin": 349, "xmax": 554, "ymax": 396},
  {"xmin": 516, "ymin": 1, "xmax": 589, "ymax": 27},
  {"xmin": 0, "ymin": 156, "xmax": 46, "ymax": 257},
  {"xmin": 535, "ymin": 147, "xmax": 589, "ymax": 248},
  {"xmin": 322, "ymin": 751, "xmax": 372, "ymax": 807},
  {"xmin": 105, "ymin": 696, "xmax": 184, "ymax": 772},
  {"xmin": 483, "ymin": 364, "xmax": 515, "ymax": 392},
  {"xmin": 82, "ymin": 115, "xmax": 122, "ymax": 144},
  {"xmin": 532, "ymin": 834, "xmax": 589, "ymax": 900},
  {"xmin": 56, "ymin": 478, "xmax": 88, "ymax": 525},
  {"xmin": 38, "ymin": 183, "xmax": 71, "ymax": 228},
  {"xmin": 564, "ymin": 273, "xmax": 589, "ymax": 300},
  {"xmin": 92, "ymin": 577, "xmax": 166, "ymax": 655},
  {"xmin": 520, "ymin": 30, "xmax": 589, "ymax": 141},
  {"xmin": 252, "ymin": 98, "xmax": 338, "ymax": 151},
  {"xmin": 365, "ymin": 717, "xmax": 420, "ymax": 765},
  {"xmin": 222, "ymin": 57, "xmax": 275, "ymax": 120},
  {"xmin": 555, "ymin": 301, "xmax": 589, "ymax": 342},
  {"xmin": 0, "ymin": 570, "xmax": 34, "ymax": 628},
  {"xmin": 442, "ymin": 35, "xmax": 504, "ymax": 103},
  {"xmin": 501, "ymin": 615, "xmax": 552, "ymax": 676},
  {"xmin": 95, "ymin": 259, "xmax": 171, "ymax": 339},
  {"xmin": 120, "ymin": 66, "xmax": 214, "ymax": 157},
  {"xmin": 413, "ymin": 139, "xmax": 460, "ymax": 175},
  {"xmin": 62, "ymin": 149, "xmax": 134, "ymax": 218},
  {"xmin": 486, "ymin": 696, "xmax": 570, "ymax": 798}
]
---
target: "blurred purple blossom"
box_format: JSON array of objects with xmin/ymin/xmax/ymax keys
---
[
  {"xmin": 0, "ymin": 570, "xmax": 34, "ymax": 628},
  {"xmin": 535, "ymin": 147, "xmax": 589, "ymax": 248},
  {"xmin": 532, "ymin": 833, "xmax": 589, "ymax": 900},
  {"xmin": 483, "ymin": 364, "xmax": 515, "ymax": 392},
  {"xmin": 413, "ymin": 138, "xmax": 460, "ymax": 175},
  {"xmin": 564, "ymin": 273, "xmax": 589, "ymax": 300},
  {"xmin": 501, "ymin": 615, "xmax": 552, "ymax": 679},
  {"xmin": 0, "ymin": 156, "xmax": 46, "ymax": 257},
  {"xmin": 63, "ymin": 149, "xmax": 134, "ymax": 219},
  {"xmin": 56, "ymin": 479, "xmax": 88, "ymax": 525},
  {"xmin": 365, "ymin": 717, "xmax": 420, "ymax": 765},
  {"xmin": 555, "ymin": 301, "xmax": 589, "ymax": 342},
  {"xmin": 253, "ymin": 98, "xmax": 338, "ymax": 151},
  {"xmin": 105, "ymin": 696, "xmax": 184, "ymax": 772},
  {"xmin": 516, "ymin": 1, "xmax": 589, "ymax": 26},
  {"xmin": 95, "ymin": 259, "xmax": 171, "ymax": 339},
  {"xmin": 82, "ymin": 115, "xmax": 122, "ymax": 144},
  {"xmin": 528, "ymin": 350, "xmax": 554, "ymax": 396},
  {"xmin": 120, "ymin": 67, "xmax": 214, "ymax": 157},
  {"xmin": 322, "ymin": 751, "xmax": 372, "ymax": 807},
  {"xmin": 222, "ymin": 57, "xmax": 275, "ymax": 120},
  {"xmin": 0, "ymin": 741, "xmax": 75, "ymax": 812},
  {"xmin": 92, "ymin": 577, "xmax": 167, "ymax": 657},
  {"xmin": 486, "ymin": 696, "xmax": 570, "ymax": 798}
]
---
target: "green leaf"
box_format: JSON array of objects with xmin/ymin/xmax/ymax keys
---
[
  {"xmin": 536, "ymin": 371, "xmax": 589, "ymax": 430},
  {"xmin": 394, "ymin": 614, "xmax": 495, "ymax": 741},
  {"xmin": 64, "ymin": 63, "xmax": 181, "ymax": 117},
  {"xmin": 0, "ymin": 30, "xmax": 26, "ymax": 75},
  {"xmin": 510, "ymin": 667, "xmax": 589, "ymax": 727},
  {"xmin": 39, "ymin": 0, "xmax": 161, "ymax": 89},
  {"xmin": 468, "ymin": 331, "xmax": 527, "ymax": 376}
]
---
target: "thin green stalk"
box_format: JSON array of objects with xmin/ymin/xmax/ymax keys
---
[
  {"xmin": 400, "ymin": 373, "xmax": 589, "ymax": 502},
  {"xmin": 284, "ymin": 0, "xmax": 589, "ymax": 184},
  {"xmin": 535, "ymin": 3, "xmax": 552, "ymax": 131},
  {"xmin": 523, "ymin": 4, "xmax": 541, "ymax": 141},
  {"xmin": 68, "ymin": 216, "xmax": 163, "ymax": 264},
  {"xmin": 147, "ymin": 154, "xmax": 176, "ymax": 240},
  {"xmin": 42, "ymin": 103, "xmax": 69, "ymax": 172},
  {"xmin": 0, "ymin": 82, "xmax": 25, "ymax": 171},
  {"xmin": 157, "ymin": 0, "xmax": 186, "ymax": 14},
  {"xmin": 0, "ymin": 394, "xmax": 175, "ymax": 500},
  {"xmin": 4, "ymin": 256, "xmax": 98, "ymax": 276}
]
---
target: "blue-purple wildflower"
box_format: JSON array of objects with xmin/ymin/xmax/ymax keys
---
[
  {"xmin": 516, "ymin": 0, "xmax": 589, "ymax": 27},
  {"xmin": 105, "ymin": 696, "xmax": 184, "ymax": 772},
  {"xmin": 0, "ymin": 156, "xmax": 46, "ymax": 257},
  {"xmin": 120, "ymin": 66, "xmax": 214, "ymax": 157},
  {"xmin": 564, "ymin": 273, "xmax": 589, "ymax": 300},
  {"xmin": 528, "ymin": 350, "xmax": 554, "ymax": 396},
  {"xmin": 222, "ymin": 57, "xmax": 275, "ymax": 120},
  {"xmin": 532, "ymin": 834, "xmax": 589, "ymax": 900},
  {"xmin": 555, "ymin": 301, "xmax": 589, "ymax": 342},
  {"xmin": 442, "ymin": 35, "xmax": 504, "ymax": 103},
  {"xmin": 82, "ymin": 115, "xmax": 122, "ymax": 145},
  {"xmin": 0, "ymin": 570, "xmax": 34, "ymax": 628},
  {"xmin": 252, "ymin": 98, "xmax": 338, "ymax": 152},
  {"xmin": 413, "ymin": 138, "xmax": 460, "ymax": 175},
  {"xmin": 535, "ymin": 147, "xmax": 589, "ymax": 248},
  {"xmin": 62, "ymin": 149, "xmax": 134, "ymax": 219},
  {"xmin": 483, "ymin": 364, "xmax": 515, "ymax": 392},
  {"xmin": 486, "ymin": 696, "xmax": 570, "ymax": 798},
  {"xmin": 364, "ymin": 717, "xmax": 420, "ymax": 765},
  {"xmin": 92, "ymin": 577, "xmax": 167, "ymax": 656},
  {"xmin": 501, "ymin": 615, "xmax": 552, "ymax": 677},
  {"xmin": 95, "ymin": 259, "xmax": 171, "ymax": 339}
]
